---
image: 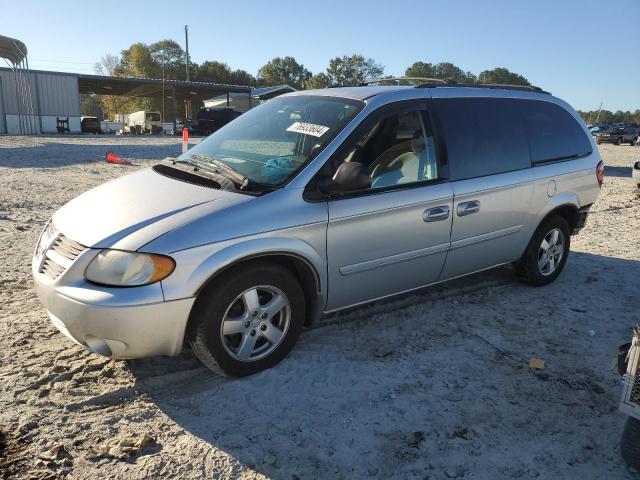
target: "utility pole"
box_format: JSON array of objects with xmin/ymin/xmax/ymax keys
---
[
  {"xmin": 595, "ymin": 101, "xmax": 603, "ymax": 124},
  {"xmin": 184, "ymin": 25, "xmax": 190, "ymax": 81},
  {"xmin": 184, "ymin": 25, "xmax": 190, "ymax": 120}
]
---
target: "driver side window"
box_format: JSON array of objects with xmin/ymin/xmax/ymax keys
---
[{"xmin": 336, "ymin": 108, "xmax": 439, "ymax": 191}]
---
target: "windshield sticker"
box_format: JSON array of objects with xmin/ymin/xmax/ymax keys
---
[{"xmin": 286, "ymin": 122, "xmax": 330, "ymax": 138}]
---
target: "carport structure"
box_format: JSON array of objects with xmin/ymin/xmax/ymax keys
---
[
  {"xmin": 78, "ymin": 74, "xmax": 252, "ymax": 129},
  {"xmin": 0, "ymin": 34, "xmax": 39, "ymax": 134}
]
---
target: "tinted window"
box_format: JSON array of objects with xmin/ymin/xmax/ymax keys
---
[
  {"xmin": 521, "ymin": 101, "xmax": 591, "ymax": 163},
  {"xmin": 434, "ymin": 98, "xmax": 530, "ymax": 181}
]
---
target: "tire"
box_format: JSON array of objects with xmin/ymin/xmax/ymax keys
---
[
  {"xmin": 622, "ymin": 417, "xmax": 640, "ymax": 471},
  {"xmin": 631, "ymin": 137, "xmax": 638, "ymax": 146},
  {"xmin": 515, "ymin": 215, "xmax": 570, "ymax": 286},
  {"xmin": 616, "ymin": 137, "xmax": 623, "ymax": 145},
  {"xmin": 186, "ymin": 262, "xmax": 305, "ymax": 377}
]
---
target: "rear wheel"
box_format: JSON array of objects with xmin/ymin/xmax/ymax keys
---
[
  {"xmin": 631, "ymin": 137, "xmax": 638, "ymax": 146},
  {"xmin": 622, "ymin": 417, "xmax": 640, "ymax": 470},
  {"xmin": 187, "ymin": 262, "xmax": 305, "ymax": 377},
  {"xmin": 616, "ymin": 137, "xmax": 623, "ymax": 145},
  {"xmin": 516, "ymin": 215, "xmax": 570, "ymax": 286}
]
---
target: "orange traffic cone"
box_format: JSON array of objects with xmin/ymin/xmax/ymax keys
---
[{"xmin": 105, "ymin": 151, "xmax": 132, "ymax": 165}]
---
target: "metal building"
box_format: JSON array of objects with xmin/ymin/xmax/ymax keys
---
[{"xmin": 0, "ymin": 68, "xmax": 80, "ymax": 134}]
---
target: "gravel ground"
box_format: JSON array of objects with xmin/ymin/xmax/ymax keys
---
[{"xmin": 0, "ymin": 135, "xmax": 639, "ymax": 480}]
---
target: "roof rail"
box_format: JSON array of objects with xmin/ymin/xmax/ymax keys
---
[
  {"xmin": 359, "ymin": 77, "xmax": 549, "ymax": 94},
  {"xmin": 360, "ymin": 77, "xmax": 453, "ymax": 86},
  {"xmin": 415, "ymin": 81, "xmax": 549, "ymax": 94}
]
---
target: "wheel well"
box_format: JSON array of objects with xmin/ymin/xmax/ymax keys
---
[
  {"xmin": 544, "ymin": 204, "xmax": 579, "ymax": 232},
  {"xmin": 196, "ymin": 254, "xmax": 322, "ymax": 327}
]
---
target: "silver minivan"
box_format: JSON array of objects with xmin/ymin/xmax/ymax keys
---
[{"xmin": 32, "ymin": 82, "xmax": 604, "ymax": 376}]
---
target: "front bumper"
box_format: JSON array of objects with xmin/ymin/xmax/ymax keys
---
[{"xmin": 33, "ymin": 252, "xmax": 195, "ymax": 359}]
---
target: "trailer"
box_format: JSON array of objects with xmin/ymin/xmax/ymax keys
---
[{"xmin": 127, "ymin": 110, "xmax": 162, "ymax": 134}]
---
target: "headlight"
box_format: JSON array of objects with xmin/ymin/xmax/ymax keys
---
[
  {"xmin": 36, "ymin": 220, "xmax": 58, "ymax": 258},
  {"xmin": 85, "ymin": 250, "xmax": 175, "ymax": 287}
]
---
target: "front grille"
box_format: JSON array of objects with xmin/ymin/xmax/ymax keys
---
[{"xmin": 40, "ymin": 234, "xmax": 86, "ymax": 280}]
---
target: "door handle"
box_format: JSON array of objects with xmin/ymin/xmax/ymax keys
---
[
  {"xmin": 423, "ymin": 205, "xmax": 450, "ymax": 222},
  {"xmin": 457, "ymin": 200, "xmax": 481, "ymax": 217}
]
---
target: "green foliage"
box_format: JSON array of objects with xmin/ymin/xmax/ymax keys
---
[
  {"xmin": 326, "ymin": 54, "xmax": 384, "ymax": 86},
  {"xmin": 195, "ymin": 61, "xmax": 257, "ymax": 86},
  {"xmin": 405, "ymin": 61, "xmax": 476, "ymax": 83},
  {"xmin": 577, "ymin": 109, "xmax": 640, "ymax": 124},
  {"xmin": 306, "ymin": 73, "xmax": 332, "ymax": 89},
  {"xmin": 257, "ymin": 56, "xmax": 311, "ymax": 89},
  {"xmin": 478, "ymin": 67, "xmax": 530, "ymax": 86}
]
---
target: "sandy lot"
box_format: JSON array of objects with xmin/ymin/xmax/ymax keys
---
[{"xmin": 1, "ymin": 136, "xmax": 639, "ymax": 480}]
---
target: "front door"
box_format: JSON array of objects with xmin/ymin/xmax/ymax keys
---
[{"xmin": 321, "ymin": 101, "xmax": 453, "ymax": 311}]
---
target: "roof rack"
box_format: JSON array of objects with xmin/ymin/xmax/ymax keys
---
[
  {"xmin": 360, "ymin": 77, "xmax": 452, "ymax": 86},
  {"xmin": 360, "ymin": 77, "xmax": 549, "ymax": 94},
  {"xmin": 416, "ymin": 81, "xmax": 549, "ymax": 94}
]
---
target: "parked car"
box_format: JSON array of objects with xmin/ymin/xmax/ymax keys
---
[
  {"xmin": 595, "ymin": 125, "xmax": 638, "ymax": 145},
  {"xmin": 80, "ymin": 116, "xmax": 101, "ymax": 134},
  {"xmin": 32, "ymin": 84, "xmax": 603, "ymax": 377},
  {"xmin": 193, "ymin": 107, "xmax": 242, "ymax": 136},
  {"xmin": 619, "ymin": 326, "xmax": 640, "ymax": 470}
]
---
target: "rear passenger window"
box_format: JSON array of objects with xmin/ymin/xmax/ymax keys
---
[
  {"xmin": 433, "ymin": 98, "xmax": 530, "ymax": 181},
  {"xmin": 520, "ymin": 101, "xmax": 592, "ymax": 163}
]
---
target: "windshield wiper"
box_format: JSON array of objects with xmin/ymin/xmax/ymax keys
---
[{"xmin": 188, "ymin": 153, "xmax": 249, "ymax": 189}]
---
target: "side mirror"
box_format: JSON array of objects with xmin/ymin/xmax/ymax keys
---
[{"xmin": 319, "ymin": 162, "xmax": 371, "ymax": 195}]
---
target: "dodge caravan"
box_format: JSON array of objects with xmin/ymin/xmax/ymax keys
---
[{"xmin": 33, "ymin": 81, "xmax": 604, "ymax": 376}]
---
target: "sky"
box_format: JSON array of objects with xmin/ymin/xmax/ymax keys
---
[{"xmin": 1, "ymin": 0, "xmax": 638, "ymax": 112}]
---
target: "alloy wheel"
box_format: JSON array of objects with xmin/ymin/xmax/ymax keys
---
[
  {"xmin": 220, "ymin": 285, "xmax": 291, "ymax": 362},
  {"xmin": 537, "ymin": 228, "xmax": 565, "ymax": 276}
]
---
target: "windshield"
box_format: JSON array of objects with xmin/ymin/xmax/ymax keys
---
[
  {"xmin": 146, "ymin": 113, "xmax": 161, "ymax": 121},
  {"xmin": 179, "ymin": 95, "xmax": 363, "ymax": 186}
]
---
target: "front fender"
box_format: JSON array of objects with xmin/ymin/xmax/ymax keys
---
[{"xmin": 161, "ymin": 231, "xmax": 327, "ymax": 303}]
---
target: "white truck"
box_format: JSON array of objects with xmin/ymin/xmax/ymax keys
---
[{"xmin": 127, "ymin": 111, "xmax": 162, "ymax": 134}]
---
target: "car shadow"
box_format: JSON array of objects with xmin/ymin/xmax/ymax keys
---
[
  {"xmin": 0, "ymin": 135, "xmax": 183, "ymax": 168},
  {"xmin": 125, "ymin": 251, "xmax": 640, "ymax": 479}
]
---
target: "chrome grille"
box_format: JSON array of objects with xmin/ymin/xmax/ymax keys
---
[{"xmin": 39, "ymin": 234, "xmax": 86, "ymax": 280}]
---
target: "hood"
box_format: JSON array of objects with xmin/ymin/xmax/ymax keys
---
[{"xmin": 52, "ymin": 167, "xmax": 252, "ymax": 250}]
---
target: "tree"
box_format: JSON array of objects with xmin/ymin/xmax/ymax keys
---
[
  {"xmin": 257, "ymin": 56, "xmax": 311, "ymax": 89},
  {"xmin": 149, "ymin": 39, "xmax": 186, "ymax": 80},
  {"xmin": 478, "ymin": 67, "xmax": 530, "ymax": 86},
  {"xmin": 404, "ymin": 61, "xmax": 475, "ymax": 83},
  {"xmin": 196, "ymin": 61, "xmax": 256, "ymax": 86},
  {"xmin": 306, "ymin": 73, "xmax": 332, "ymax": 89},
  {"xmin": 326, "ymin": 54, "xmax": 384, "ymax": 86},
  {"xmin": 94, "ymin": 53, "xmax": 121, "ymax": 76},
  {"xmin": 119, "ymin": 43, "xmax": 156, "ymax": 78},
  {"xmin": 404, "ymin": 61, "xmax": 437, "ymax": 79}
]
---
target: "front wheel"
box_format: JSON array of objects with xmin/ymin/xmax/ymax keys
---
[
  {"xmin": 622, "ymin": 417, "xmax": 640, "ymax": 470},
  {"xmin": 616, "ymin": 137, "xmax": 623, "ymax": 145},
  {"xmin": 187, "ymin": 262, "xmax": 305, "ymax": 377},
  {"xmin": 515, "ymin": 215, "xmax": 570, "ymax": 286}
]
